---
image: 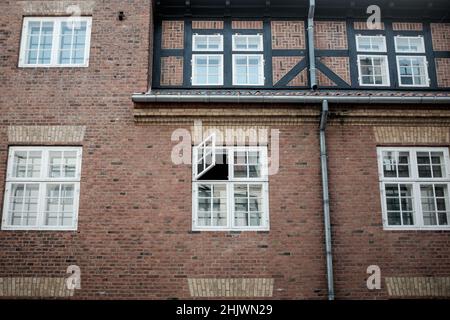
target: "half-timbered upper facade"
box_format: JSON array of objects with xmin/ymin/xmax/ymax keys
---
[{"xmin": 151, "ymin": 0, "xmax": 450, "ymax": 91}]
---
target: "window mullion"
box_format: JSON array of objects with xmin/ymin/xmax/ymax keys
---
[
  {"xmin": 414, "ymin": 182, "xmax": 423, "ymax": 227},
  {"xmin": 210, "ymin": 184, "xmax": 213, "ymax": 226},
  {"xmin": 432, "ymin": 184, "xmax": 439, "ymax": 226},
  {"xmin": 70, "ymin": 21, "xmax": 75, "ymax": 64},
  {"xmin": 36, "ymin": 21, "xmax": 43, "ymax": 64},
  {"xmin": 37, "ymin": 181, "xmax": 46, "ymax": 228},
  {"xmin": 51, "ymin": 20, "xmax": 59, "ymax": 66},
  {"xmin": 228, "ymin": 183, "xmax": 233, "ymax": 229}
]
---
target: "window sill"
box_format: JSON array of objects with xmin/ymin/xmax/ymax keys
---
[
  {"xmin": 192, "ymin": 227, "xmax": 270, "ymax": 232},
  {"xmin": 1, "ymin": 226, "xmax": 78, "ymax": 231},
  {"xmin": 383, "ymin": 226, "xmax": 450, "ymax": 231},
  {"xmin": 18, "ymin": 63, "xmax": 89, "ymax": 68}
]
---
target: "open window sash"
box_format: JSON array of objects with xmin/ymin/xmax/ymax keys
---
[{"xmin": 194, "ymin": 133, "xmax": 216, "ymax": 180}]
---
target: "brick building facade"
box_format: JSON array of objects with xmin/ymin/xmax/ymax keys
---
[{"xmin": 0, "ymin": 0, "xmax": 450, "ymax": 299}]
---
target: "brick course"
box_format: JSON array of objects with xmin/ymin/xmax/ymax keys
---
[
  {"xmin": 353, "ymin": 21, "xmax": 385, "ymax": 30},
  {"xmin": 392, "ymin": 22, "xmax": 423, "ymax": 31},
  {"xmin": 232, "ymin": 21, "xmax": 263, "ymax": 29},
  {"xmin": 192, "ymin": 21, "xmax": 223, "ymax": 29}
]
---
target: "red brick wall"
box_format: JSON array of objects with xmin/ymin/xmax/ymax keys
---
[
  {"xmin": 0, "ymin": 2, "xmax": 328, "ymax": 299},
  {"xmin": 161, "ymin": 20, "xmax": 184, "ymax": 49},
  {"xmin": 431, "ymin": 23, "xmax": 450, "ymax": 51},
  {"xmin": 232, "ymin": 21, "xmax": 263, "ymax": 29},
  {"xmin": 287, "ymin": 69, "xmax": 308, "ymax": 87},
  {"xmin": 1, "ymin": 0, "xmax": 450, "ymax": 300},
  {"xmin": 317, "ymin": 70, "xmax": 336, "ymax": 87},
  {"xmin": 315, "ymin": 21, "xmax": 347, "ymax": 50},
  {"xmin": 192, "ymin": 20, "xmax": 223, "ymax": 29},
  {"xmin": 160, "ymin": 56, "xmax": 183, "ymax": 86},
  {"xmin": 392, "ymin": 22, "xmax": 423, "ymax": 31},
  {"xmin": 272, "ymin": 56, "xmax": 303, "ymax": 85},
  {"xmin": 318, "ymin": 57, "xmax": 350, "ymax": 85},
  {"xmin": 327, "ymin": 123, "xmax": 450, "ymax": 298},
  {"xmin": 271, "ymin": 21, "xmax": 305, "ymax": 49},
  {"xmin": 436, "ymin": 58, "xmax": 450, "ymax": 87},
  {"xmin": 354, "ymin": 21, "xmax": 385, "ymax": 30}
]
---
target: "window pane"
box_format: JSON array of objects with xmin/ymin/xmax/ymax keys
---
[
  {"xmin": 398, "ymin": 57, "xmax": 427, "ymax": 86},
  {"xmin": 383, "ymin": 152, "xmax": 397, "ymax": 177},
  {"xmin": 233, "ymin": 55, "xmax": 263, "ymax": 85},
  {"xmin": 9, "ymin": 184, "xmax": 39, "ymax": 226},
  {"xmin": 357, "ymin": 36, "xmax": 385, "ymax": 52},
  {"xmin": 358, "ymin": 37, "xmax": 371, "ymax": 50},
  {"xmin": 396, "ymin": 37, "xmax": 425, "ymax": 53},
  {"xmin": 431, "ymin": 152, "xmax": 445, "ymax": 178},
  {"xmin": 58, "ymin": 21, "xmax": 87, "ymax": 64},
  {"xmin": 26, "ymin": 21, "xmax": 54, "ymax": 65},
  {"xmin": 234, "ymin": 184, "xmax": 263, "ymax": 227},
  {"xmin": 45, "ymin": 184, "xmax": 74, "ymax": 227},
  {"xmin": 234, "ymin": 36, "xmax": 247, "ymax": 50},
  {"xmin": 193, "ymin": 55, "xmax": 222, "ymax": 85},
  {"xmin": 385, "ymin": 184, "xmax": 413, "ymax": 226},
  {"xmin": 233, "ymin": 35, "xmax": 262, "ymax": 51},
  {"xmin": 193, "ymin": 35, "xmax": 222, "ymax": 51},
  {"xmin": 420, "ymin": 184, "xmax": 449, "ymax": 226},
  {"xmin": 197, "ymin": 184, "xmax": 227, "ymax": 227},
  {"xmin": 49, "ymin": 151, "xmax": 63, "ymax": 177},
  {"xmin": 359, "ymin": 56, "xmax": 388, "ymax": 85},
  {"xmin": 63, "ymin": 151, "xmax": 77, "ymax": 177},
  {"xmin": 387, "ymin": 212, "xmax": 401, "ymax": 225},
  {"xmin": 208, "ymin": 36, "xmax": 222, "ymax": 50},
  {"xmin": 13, "ymin": 150, "xmax": 42, "ymax": 178}
]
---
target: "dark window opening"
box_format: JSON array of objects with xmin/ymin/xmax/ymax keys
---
[{"xmin": 198, "ymin": 150, "xmax": 228, "ymax": 180}]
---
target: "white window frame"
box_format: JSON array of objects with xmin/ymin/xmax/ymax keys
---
[
  {"xmin": 232, "ymin": 34, "xmax": 264, "ymax": 51},
  {"xmin": 192, "ymin": 144, "xmax": 269, "ymax": 231},
  {"xmin": 355, "ymin": 35, "xmax": 387, "ymax": 52},
  {"xmin": 191, "ymin": 54, "xmax": 224, "ymax": 86},
  {"xmin": 377, "ymin": 147, "xmax": 450, "ymax": 231},
  {"xmin": 1, "ymin": 146, "xmax": 82, "ymax": 231},
  {"xmin": 192, "ymin": 34, "xmax": 224, "ymax": 51},
  {"xmin": 357, "ymin": 54, "xmax": 390, "ymax": 87},
  {"xmin": 193, "ymin": 134, "xmax": 216, "ymax": 179},
  {"xmin": 232, "ymin": 54, "xmax": 265, "ymax": 86},
  {"xmin": 19, "ymin": 16, "xmax": 92, "ymax": 68},
  {"xmin": 394, "ymin": 36, "xmax": 425, "ymax": 53},
  {"xmin": 396, "ymin": 56, "xmax": 430, "ymax": 87}
]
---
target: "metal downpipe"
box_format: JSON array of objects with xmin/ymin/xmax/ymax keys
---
[
  {"xmin": 308, "ymin": 0, "xmax": 317, "ymax": 90},
  {"xmin": 320, "ymin": 100, "xmax": 334, "ymax": 300}
]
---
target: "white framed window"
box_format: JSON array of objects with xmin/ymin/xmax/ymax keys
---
[
  {"xmin": 396, "ymin": 56, "xmax": 429, "ymax": 87},
  {"xmin": 357, "ymin": 55, "xmax": 390, "ymax": 86},
  {"xmin": 395, "ymin": 36, "xmax": 425, "ymax": 53},
  {"xmin": 356, "ymin": 35, "xmax": 387, "ymax": 52},
  {"xmin": 232, "ymin": 54, "xmax": 264, "ymax": 86},
  {"xmin": 192, "ymin": 34, "xmax": 223, "ymax": 51},
  {"xmin": 192, "ymin": 54, "xmax": 223, "ymax": 85},
  {"xmin": 192, "ymin": 136, "xmax": 269, "ymax": 231},
  {"xmin": 232, "ymin": 34, "xmax": 263, "ymax": 51},
  {"xmin": 377, "ymin": 147, "xmax": 450, "ymax": 230},
  {"xmin": 19, "ymin": 16, "xmax": 92, "ymax": 67},
  {"xmin": 1, "ymin": 147, "xmax": 82, "ymax": 231}
]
